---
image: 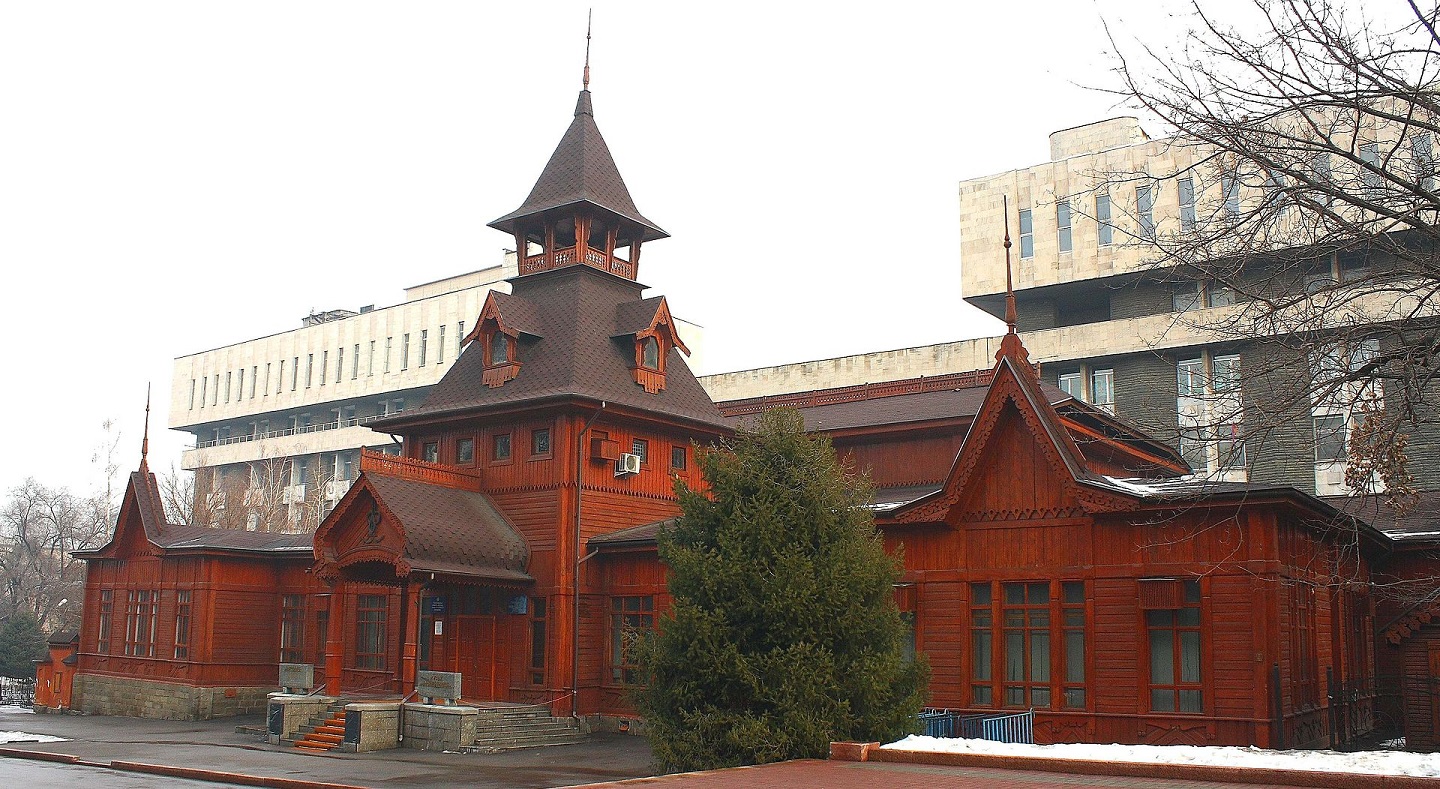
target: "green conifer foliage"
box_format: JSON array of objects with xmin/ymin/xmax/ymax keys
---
[
  {"xmin": 636, "ymin": 407, "xmax": 927, "ymax": 772},
  {"xmin": 0, "ymin": 613, "xmax": 46, "ymax": 679}
]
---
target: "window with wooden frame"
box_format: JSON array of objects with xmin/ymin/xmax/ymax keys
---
[
  {"xmin": 1143, "ymin": 578, "xmax": 1203, "ymax": 713},
  {"xmin": 631, "ymin": 438, "xmax": 648, "ymax": 466},
  {"xmin": 422, "ymin": 442, "xmax": 439, "ymax": 463},
  {"xmin": 1290, "ymin": 581, "xmax": 1320, "ymax": 709},
  {"xmin": 97, "ymin": 589, "xmax": 113, "ymax": 654},
  {"xmin": 632, "ymin": 334, "xmax": 668, "ymax": 393},
  {"xmin": 530, "ymin": 597, "xmax": 547, "ymax": 686},
  {"xmin": 281, "ymin": 594, "xmax": 305, "ymax": 664},
  {"xmin": 971, "ymin": 582, "xmax": 994, "ymax": 705},
  {"xmin": 125, "ymin": 590, "xmax": 158, "ymax": 658},
  {"xmin": 173, "ymin": 590, "xmax": 192, "ymax": 660},
  {"xmin": 969, "ymin": 580, "xmax": 1088, "ymax": 710},
  {"xmin": 480, "ymin": 325, "xmax": 521, "ymax": 387},
  {"xmin": 355, "ymin": 594, "xmax": 387, "ymax": 670},
  {"xmin": 493, "ymin": 433, "xmax": 512, "ymax": 463},
  {"xmin": 1002, "ymin": 582, "xmax": 1052, "ymax": 708},
  {"xmin": 610, "ymin": 596, "xmax": 654, "ymax": 684},
  {"xmin": 670, "ymin": 445, "xmax": 687, "ymax": 471},
  {"xmin": 530, "ymin": 428, "xmax": 551, "ymax": 458},
  {"xmin": 456, "ymin": 437, "xmax": 474, "ymax": 465}
]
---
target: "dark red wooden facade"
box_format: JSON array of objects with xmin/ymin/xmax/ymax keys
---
[{"xmin": 61, "ymin": 76, "xmax": 1440, "ymax": 750}]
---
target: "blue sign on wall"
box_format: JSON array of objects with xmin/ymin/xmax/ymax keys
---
[
  {"xmin": 427, "ymin": 596, "xmax": 447, "ymax": 615},
  {"xmin": 506, "ymin": 595, "xmax": 527, "ymax": 615}
]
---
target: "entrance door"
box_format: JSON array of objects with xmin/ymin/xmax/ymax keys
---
[{"xmin": 458, "ymin": 616, "xmax": 498, "ymax": 701}]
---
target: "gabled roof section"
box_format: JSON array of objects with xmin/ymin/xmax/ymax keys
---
[
  {"xmin": 891, "ymin": 330, "xmax": 1140, "ymax": 525},
  {"xmin": 379, "ymin": 266, "xmax": 729, "ymax": 431},
  {"xmin": 314, "ymin": 459, "xmax": 531, "ymax": 584},
  {"xmin": 76, "ymin": 468, "xmax": 312, "ymax": 559},
  {"xmin": 462, "ymin": 291, "xmax": 545, "ymax": 345},
  {"xmin": 613, "ymin": 295, "xmax": 690, "ymax": 355},
  {"xmin": 488, "ymin": 90, "xmax": 667, "ymax": 242}
]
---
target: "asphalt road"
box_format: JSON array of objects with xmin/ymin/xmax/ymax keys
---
[{"xmin": 0, "ymin": 759, "xmax": 252, "ymax": 788}]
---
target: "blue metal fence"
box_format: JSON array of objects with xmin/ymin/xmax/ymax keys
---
[
  {"xmin": 980, "ymin": 710, "xmax": 1034, "ymax": 743},
  {"xmin": 916, "ymin": 709, "xmax": 1033, "ymax": 744}
]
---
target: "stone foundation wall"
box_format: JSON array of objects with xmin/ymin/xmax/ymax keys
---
[
  {"xmin": 402, "ymin": 703, "xmax": 476, "ymax": 751},
  {"xmin": 584, "ymin": 713, "xmax": 648, "ymax": 736},
  {"xmin": 74, "ymin": 674, "xmax": 273, "ymax": 720}
]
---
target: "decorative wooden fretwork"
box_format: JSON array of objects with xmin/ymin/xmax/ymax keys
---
[
  {"xmin": 1381, "ymin": 595, "xmax": 1440, "ymax": 644},
  {"xmin": 483, "ymin": 361, "xmax": 521, "ymax": 388},
  {"xmin": 633, "ymin": 366, "xmax": 665, "ymax": 393},
  {"xmin": 1140, "ymin": 721, "xmax": 1212, "ymax": 746},
  {"xmin": 359, "ymin": 449, "xmax": 482, "ymax": 491},
  {"xmin": 519, "ymin": 244, "xmax": 634, "ymax": 279}
]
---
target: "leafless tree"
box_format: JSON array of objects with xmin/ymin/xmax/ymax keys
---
[
  {"xmin": 163, "ymin": 445, "xmax": 337, "ymax": 534},
  {"xmin": 0, "ymin": 480, "xmax": 110, "ymax": 632},
  {"xmin": 1102, "ymin": 0, "xmax": 1440, "ymax": 511}
]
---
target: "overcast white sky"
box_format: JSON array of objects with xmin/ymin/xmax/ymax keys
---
[{"xmin": 0, "ymin": 1, "xmax": 1221, "ymax": 496}]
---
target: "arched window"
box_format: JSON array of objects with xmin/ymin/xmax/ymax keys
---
[
  {"xmin": 641, "ymin": 337, "xmax": 660, "ymax": 369},
  {"xmin": 490, "ymin": 332, "xmax": 510, "ymax": 365}
]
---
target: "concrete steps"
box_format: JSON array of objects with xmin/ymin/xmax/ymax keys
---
[
  {"xmin": 463, "ymin": 705, "xmax": 584, "ymax": 752},
  {"xmin": 289, "ymin": 702, "xmax": 348, "ymax": 752}
]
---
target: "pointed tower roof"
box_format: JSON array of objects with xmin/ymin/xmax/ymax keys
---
[{"xmin": 488, "ymin": 90, "xmax": 668, "ymax": 242}]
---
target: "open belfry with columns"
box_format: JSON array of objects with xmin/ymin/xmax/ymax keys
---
[{"xmin": 59, "ymin": 61, "xmax": 1440, "ymax": 754}]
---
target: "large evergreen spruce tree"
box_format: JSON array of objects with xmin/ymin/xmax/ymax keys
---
[
  {"xmin": 636, "ymin": 407, "xmax": 926, "ymax": 772},
  {"xmin": 0, "ymin": 613, "xmax": 46, "ymax": 679}
]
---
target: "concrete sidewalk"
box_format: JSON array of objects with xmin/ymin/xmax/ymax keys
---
[{"xmin": 0, "ymin": 706, "xmax": 654, "ymax": 789}]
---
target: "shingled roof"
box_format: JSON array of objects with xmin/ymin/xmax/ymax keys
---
[
  {"xmin": 76, "ymin": 470, "xmax": 313, "ymax": 558},
  {"xmin": 364, "ymin": 473, "xmax": 530, "ymax": 583},
  {"xmin": 489, "ymin": 90, "xmax": 667, "ymax": 242},
  {"xmin": 380, "ymin": 265, "xmax": 729, "ymax": 431}
]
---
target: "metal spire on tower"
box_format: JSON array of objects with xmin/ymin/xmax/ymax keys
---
[
  {"xmin": 140, "ymin": 383, "xmax": 151, "ymax": 472},
  {"xmin": 1003, "ymin": 195, "xmax": 1017, "ymax": 334},
  {"xmin": 583, "ymin": 9, "xmax": 592, "ymax": 90}
]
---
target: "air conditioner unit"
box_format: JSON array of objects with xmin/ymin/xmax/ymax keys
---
[
  {"xmin": 325, "ymin": 479, "xmax": 350, "ymax": 501},
  {"xmin": 615, "ymin": 453, "xmax": 642, "ymax": 477},
  {"xmin": 242, "ymin": 488, "xmax": 265, "ymax": 508},
  {"xmin": 282, "ymin": 484, "xmax": 306, "ymax": 505}
]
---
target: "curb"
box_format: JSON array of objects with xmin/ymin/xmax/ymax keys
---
[
  {"xmin": 829, "ymin": 742, "xmax": 1439, "ymax": 789},
  {"xmin": 111, "ymin": 760, "xmax": 372, "ymax": 789},
  {"xmin": 0, "ymin": 746, "xmax": 80, "ymax": 764}
]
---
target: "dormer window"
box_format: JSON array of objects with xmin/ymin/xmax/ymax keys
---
[
  {"xmin": 490, "ymin": 332, "xmax": 511, "ymax": 365},
  {"xmin": 641, "ymin": 337, "xmax": 660, "ymax": 370},
  {"xmin": 480, "ymin": 326, "xmax": 520, "ymax": 388}
]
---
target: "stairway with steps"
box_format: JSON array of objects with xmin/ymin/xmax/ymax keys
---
[
  {"xmin": 463, "ymin": 704, "xmax": 585, "ymax": 752},
  {"xmin": 290, "ymin": 702, "xmax": 349, "ymax": 752}
]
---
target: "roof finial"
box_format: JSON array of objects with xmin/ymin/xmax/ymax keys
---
[
  {"xmin": 140, "ymin": 383, "xmax": 151, "ymax": 472},
  {"xmin": 582, "ymin": 9, "xmax": 592, "ymax": 90},
  {"xmin": 1003, "ymin": 195, "xmax": 1017, "ymax": 334}
]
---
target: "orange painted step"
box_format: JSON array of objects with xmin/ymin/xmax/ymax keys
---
[{"xmin": 294, "ymin": 741, "xmax": 333, "ymax": 751}]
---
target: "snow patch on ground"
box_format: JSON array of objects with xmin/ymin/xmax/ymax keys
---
[
  {"xmin": 883, "ymin": 735, "xmax": 1440, "ymax": 778},
  {"xmin": 0, "ymin": 730, "xmax": 65, "ymax": 744}
]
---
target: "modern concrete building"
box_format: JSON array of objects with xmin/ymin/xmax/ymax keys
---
[
  {"xmin": 170, "ymin": 255, "xmax": 705, "ymax": 532},
  {"xmin": 169, "ymin": 259, "xmax": 518, "ymax": 530},
  {"xmin": 706, "ymin": 115, "xmax": 1437, "ymax": 499}
]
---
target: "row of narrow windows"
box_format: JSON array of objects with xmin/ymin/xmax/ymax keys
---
[
  {"xmin": 188, "ymin": 322, "xmax": 466, "ymax": 410},
  {"xmin": 96, "ymin": 578, "xmax": 1361, "ymax": 715}
]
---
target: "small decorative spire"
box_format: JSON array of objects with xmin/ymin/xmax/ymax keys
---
[
  {"xmin": 140, "ymin": 383, "xmax": 151, "ymax": 472},
  {"xmin": 1003, "ymin": 195, "xmax": 1017, "ymax": 334},
  {"xmin": 996, "ymin": 196, "xmax": 1031, "ymax": 366},
  {"xmin": 582, "ymin": 9, "xmax": 592, "ymax": 90}
]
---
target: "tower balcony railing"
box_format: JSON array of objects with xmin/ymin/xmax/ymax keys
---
[
  {"xmin": 520, "ymin": 243, "xmax": 634, "ymax": 279},
  {"xmin": 195, "ymin": 412, "xmax": 397, "ymax": 449}
]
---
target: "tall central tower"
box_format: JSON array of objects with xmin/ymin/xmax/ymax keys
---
[{"xmin": 487, "ymin": 88, "xmax": 668, "ymax": 281}]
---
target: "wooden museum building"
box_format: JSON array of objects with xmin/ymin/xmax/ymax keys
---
[{"xmin": 62, "ymin": 78, "xmax": 1440, "ymax": 751}]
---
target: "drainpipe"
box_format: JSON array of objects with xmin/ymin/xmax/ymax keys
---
[{"xmin": 573, "ymin": 401, "xmax": 606, "ymax": 718}]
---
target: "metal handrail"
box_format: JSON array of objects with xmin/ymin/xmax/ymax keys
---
[{"xmin": 196, "ymin": 412, "xmax": 400, "ymax": 449}]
